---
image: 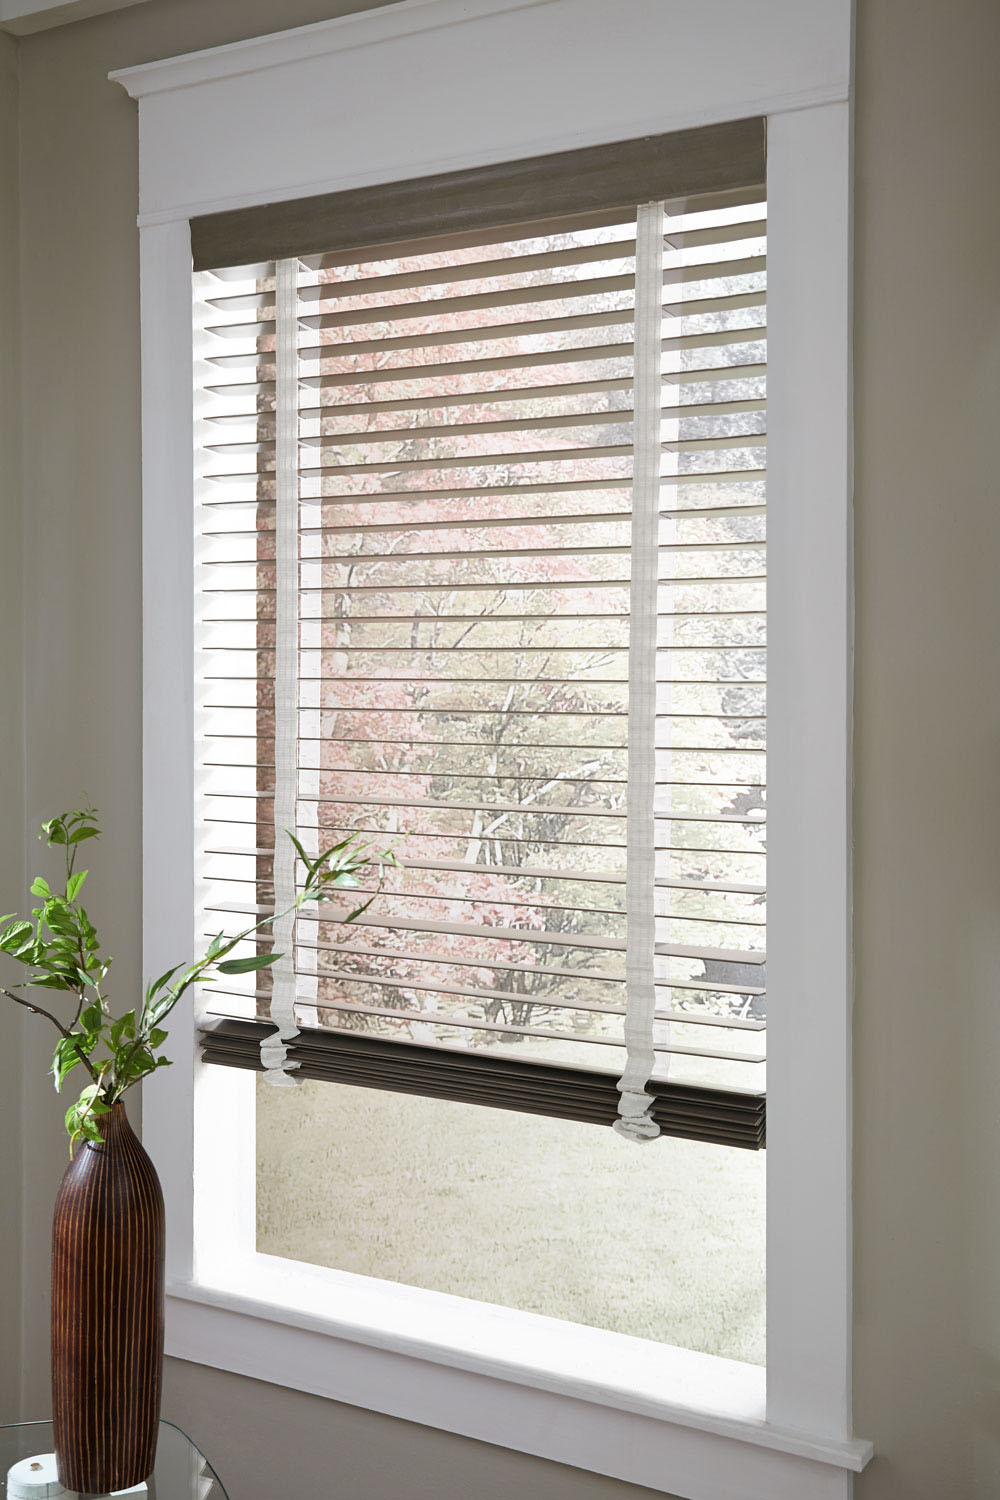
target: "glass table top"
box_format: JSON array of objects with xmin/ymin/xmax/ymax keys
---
[{"xmin": 0, "ymin": 1420, "xmax": 227, "ymax": 1499}]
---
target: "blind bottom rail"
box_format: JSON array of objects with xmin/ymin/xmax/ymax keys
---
[{"xmin": 200, "ymin": 1019, "xmax": 765, "ymax": 1149}]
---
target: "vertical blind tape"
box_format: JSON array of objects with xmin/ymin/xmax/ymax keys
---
[
  {"xmin": 615, "ymin": 201, "xmax": 663, "ymax": 1143},
  {"xmin": 260, "ymin": 256, "xmax": 302, "ymax": 1085}
]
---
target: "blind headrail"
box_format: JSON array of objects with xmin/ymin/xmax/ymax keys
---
[{"xmin": 191, "ymin": 118, "xmax": 766, "ymax": 271}]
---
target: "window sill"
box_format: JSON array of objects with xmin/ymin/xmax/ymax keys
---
[{"xmin": 166, "ymin": 1258, "xmax": 871, "ymax": 1499}]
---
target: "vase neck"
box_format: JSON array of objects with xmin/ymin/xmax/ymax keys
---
[{"xmin": 92, "ymin": 1099, "xmax": 132, "ymax": 1148}]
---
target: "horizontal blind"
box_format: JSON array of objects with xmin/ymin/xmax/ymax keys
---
[{"xmin": 193, "ymin": 185, "xmax": 766, "ymax": 1147}]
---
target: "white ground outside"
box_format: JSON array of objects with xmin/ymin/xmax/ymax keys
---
[{"xmin": 256, "ymin": 1079, "xmax": 765, "ymax": 1365}]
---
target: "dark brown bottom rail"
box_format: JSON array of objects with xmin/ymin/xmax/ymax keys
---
[{"xmin": 201, "ymin": 1018, "xmax": 765, "ymax": 1149}]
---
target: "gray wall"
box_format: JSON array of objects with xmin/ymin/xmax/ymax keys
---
[
  {"xmin": 0, "ymin": 24, "xmax": 24, "ymax": 1425},
  {"xmin": 851, "ymin": 1, "xmax": 1000, "ymax": 1493},
  {"xmin": 1, "ymin": 0, "xmax": 999, "ymax": 1495}
]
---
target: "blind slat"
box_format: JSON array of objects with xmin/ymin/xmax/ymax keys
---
[
  {"xmin": 203, "ymin": 900, "xmax": 766, "ymax": 965},
  {"xmin": 204, "ymin": 245, "xmax": 765, "ymax": 314}
]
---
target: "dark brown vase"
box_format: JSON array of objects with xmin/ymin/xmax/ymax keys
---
[{"xmin": 51, "ymin": 1100, "xmax": 165, "ymax": 1494}]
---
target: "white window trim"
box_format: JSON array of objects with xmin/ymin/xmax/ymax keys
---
[{"xmin": 114, "ymin": 2, "xmax": 867, "ymax": 1495}]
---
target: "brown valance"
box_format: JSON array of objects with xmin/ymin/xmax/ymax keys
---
[{"xmin": 190, "ymin": 116, "xmax": 765, "ymax": 270}]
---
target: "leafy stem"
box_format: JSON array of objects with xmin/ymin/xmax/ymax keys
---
[
  {"xmin": 0, "ymin": 807, "xmax": 400, "ymax": 1149},
  {"xmin": 0, "ymin": 985, "xmax": 100, "ymax": 1084}
]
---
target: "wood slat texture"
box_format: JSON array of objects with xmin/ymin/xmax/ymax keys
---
[
  {"xmin": 200, "ymin": 1019, "xmax": 766, "ymax": 1148},
  {"xmin": 51, "ymin": 1102, "xmax": 165, "ymax": 1494},
  {"xmin": 191, "ymin": 118, "xmax": 765, "ymax": 270}
]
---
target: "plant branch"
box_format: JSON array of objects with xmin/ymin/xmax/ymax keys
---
[
  {"xmin": 70, "ymin": 987, "xmax": 87, "ymax": 1031},
  {"xmin": 0, "ymin": 985, "xmax": 99, "ymax": 1084}
]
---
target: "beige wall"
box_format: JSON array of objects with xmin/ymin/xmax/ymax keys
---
[
  {"xmin": 0, "ymin": 25, "xmax": 24, "ymax": 1424},
  {"xmin": 851, "ymin": 0, "xmax": 1000, "ymax": 1494},
  {"xmin": 1, "ymin": 0, "xmax": 999, "ymax": 1494}
]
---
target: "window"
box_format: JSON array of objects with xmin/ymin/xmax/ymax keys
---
[
  {"xmin": 193, "ymin": 131, "xmax": 767, "ymax": 1139},
  {"xmin": 120, "ymin": 3, "xmax": 862, "ymax": 1488},
  {"xmin": 190, "ymin": 137, "xmax": 767, "ymax": 1349}
]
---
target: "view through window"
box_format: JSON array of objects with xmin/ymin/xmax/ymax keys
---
[{"xmin": 195, "ymin": 191, "xmax": 766, "ymax": 1360}]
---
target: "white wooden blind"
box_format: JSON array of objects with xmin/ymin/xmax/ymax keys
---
[{"xmin": 194, "ymin": 189, "xmax": 766, "ymax": 1145}]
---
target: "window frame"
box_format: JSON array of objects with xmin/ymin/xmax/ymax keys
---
[{"xmin": 115, "ymin": 2, "xmax": 865, "ymax": 1495}]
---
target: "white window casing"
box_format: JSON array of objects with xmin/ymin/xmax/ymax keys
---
[{"xmin": 114, "ymin": 2, "xmax": 865, "ymax": 1496}]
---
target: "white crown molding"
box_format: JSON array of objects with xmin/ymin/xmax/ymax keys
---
[
  {"xmin": 0, "ymin": 0, "xmax": 148, "ymax": 35},
  {"xmin": 110, "ymin": 0, "xmax": 556, "ymax": 97},
  {"xmin": 109, "ymin": 0, "xmax": 851, "ymax": 225},
  {"xmin": 129, "ymin": 82, "xmax": 847, "ymax": 230}
]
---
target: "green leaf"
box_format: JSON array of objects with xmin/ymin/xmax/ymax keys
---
[
  {"xmin": 148, "ymin": 1027, "xmax": 168, "ymax": 1049},
  {"xmin": 80, "ymin": 1003, "xmax": 103, "ymax": 1033},
  {"xmin": 65, "ymin": 1096, "xmax": 106, "ymax": 1147},
  {"xmin": 0, "ymin": 920, "xmax": 33, "ymax": 953},
  {"xmin": 43, "ymin": 904, "xmax": 77, "ymax": 938},
  {"xmin": 44, "ymin": 821, "xmax": 67, "ymax": 846},
  {"xmin": 323, "ymin": 833, "xmax": 362, "ymax": 855},
  {"xmin": 42, "ymin": 947, "xmax": 76, "ymax": 970},
  {"xmin": 65, "ymin": 1093, "xmax": 98, "ymax": 1141},
  {"xmin": 217, "ymin": 953, "xmax": 282, "ymax": 974},
  {"xmin": 52, "ymin": 1033, "xmax": 96, "ymax": 1092},
  {"xmin": 147, "ymin": 963, "xmax": 181, "ymax": 997},
  {"xmin": 143, "ymin": 994, "xmax": 175, "ymax": 1028},
  {"xmin": 66, "ymin": 871, "xmax": 87, "ymax": 902},
  {"xmin": 109, "ymin": 1011, "xmax": 135, "ymax": 1048},
  {"xmin": 344, "ymin": 895, "xmax": 377, "ymax": 924},
  {"xmin": 119, "ymin": 1047, "xmax": 154, "ymax": 1081},
  {"xmin": 28, "ymin": 974, "xmax": 73, "ymax": 991},
  {"xmin": 52, "ymin": 1039, "xmax": 77, "ymax": 1092},
  {"xmin": 207, "ymin": 935, "xmax": 240, "ymax": 966},
  {"xmin": 30, "ymin": 876, "xmax": 50, "ymax": 898},
  {"xmin": 67, "ymin": 827, "xmax": 100, "ymax": 845},
  {"xmin": 155, "ymin": 1057, "xmax": 172, "ymax": 1069},
  {"xmin": 286, "ymin": 829, "xmax": 314, "ymax": 872}
]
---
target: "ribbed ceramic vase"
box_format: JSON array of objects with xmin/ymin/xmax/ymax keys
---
[{"xmin": 51, "ymin": 1100, "xmax": 165, "ymax": 1494}]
